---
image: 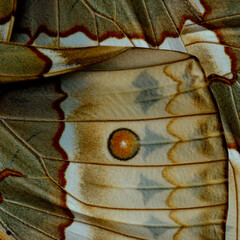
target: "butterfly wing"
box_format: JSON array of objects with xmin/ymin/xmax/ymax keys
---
[
  {"xmin": 0, "ymin": 49, "xmax": 228, "ymax": 239},
  {"xmin": 1, "ymin": 0, "xmax": 240, "ymax": 239}
]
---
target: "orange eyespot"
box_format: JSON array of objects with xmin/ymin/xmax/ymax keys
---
[{"xmin": 108, "ymin": 128, "xmax": 140, "ymax": 160}]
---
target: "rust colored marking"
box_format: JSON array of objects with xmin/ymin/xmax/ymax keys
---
[
  {"xmin": 228, "ymin": 144, "xmax": 240, "ymax": 153},
  {"xmin": 16, "ymin": 24, "xmax": 97, "ymax": 45},
  {"xmin": 52, "ymin": 81, "xmax": 74, "ymax": 239},
  {"xmin": 155, "ymin": 31, "xmax": 179, "ymax": 48},
  {"xmin": 212, "ymin": 28, "xmax": 238, "ymax": 79},
  {"xmin": 19, "ymin": 25, "xmax": 58, "ymax": 45},
  {"xmin": 28, "ymin": 46, "xmax": 52, "ymax": 75},
  {"xmin": 207, "ymin": 74, "xmax": 237, "ymax": 86},
  {"xmin": 179, "ymin": 14, "xmax": 201, "ymax": 33},
  {"xmin": 108, "ymin": 128, "xmax": 140, "ymax": 161},
  {"xmin": 99, "ymin": 30, "xmax": 125, "ymax": 42},
  {"xmin": 0, "ymin": 169, "xmax": 25, "ymax": 204},
  {"xmin": 225, "ymin": 47, "xmax": 238, "ymax": 78},
  {"xmin": 0, "ymin": 169, "xmax": 25, "ymax": 182},
  {"xmin": 200, "ymin": 0, "xmax": 212, "ymax": 20},
  {"xmin": 15, "ymin": 23, "xmax": 179, "ymax": 48},
  {"xmin": 59, "ymin": 25, "xmax": 97, "ymax": 40}
]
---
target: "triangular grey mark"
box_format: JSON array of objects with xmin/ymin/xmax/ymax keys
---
[
  {"xmin": 132, "ymin": 71, "xmax": 162, "ymax": 113},
  {"xmin": 141, "ymin": 126, "xmax": 169, "ymax": 158},
  {"xmin": 137, "ymin": 174, "xmax": 165, "ymax": 205},
  {"xmin": 145, "ymin": 215, "xmax": 169, "ymax": 239}
]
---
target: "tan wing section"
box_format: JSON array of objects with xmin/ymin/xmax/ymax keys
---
[{"xmin": 0, "ymin": 50, "xmax": 228, "ymax": 239}]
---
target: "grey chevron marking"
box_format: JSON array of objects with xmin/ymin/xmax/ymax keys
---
[
  {"xmin": 132, "ymin": 71, "xmax": 162, "ymax": 113},
  {"xmin": 137, "ymin": 174, "xmax": 165, "ymax": 205},
  {"xmin": 141, "ymin": 126, "xmax": 169, "ymax": 158},
  {"xmin": 145, "ymin": 216, "xmax": 169, "ymax": 239}
]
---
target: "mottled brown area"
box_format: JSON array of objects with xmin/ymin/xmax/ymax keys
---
[
  {"xmin": 72, "ymin": 122, "xmax": 106, "ymax": 162},
  {"xmin": 79, "ymin": 165, "xmax": 111, "ymax": 205},
  {"xmin": 164, "ymin": 59, "xmax": 203, "ymax": 93},
  {"xmin": 162, "ymin": 161, "xmax": 228, "ymax": 187},
  {"xmin": 167, "ymin": 137, "xmax": 227, "ymax": 164},
  {"xmin": 170, "ymin": 205, "xmax": 227, "ymax": 226},
  {"xmin": 190, "ymin": 88, "xmax": 208, "ymax": 108},
  {"xmin": 193, "ymin": 184, "xmax": 227, "ymax": 203},
  {"xmin": 173, "ymin": 224, "xmax": 225, "ymax": 240},
  {"xmin": 79, "ymin": 162, "xmax": 115, "ymax": 240},
  {"xmin": 60, "ymin": 46, "xmax": 127, "ymax": 67},
  {"xmin": 200, "ymin": 0, "xmax": 240, "ymax": 20},
  {"xmin": 166, "ymin": 114, "xmax": 227, "ymax": 164},
  {"xmin": 167, "ymin": 88, "xmax": 215, "ymax": 116},
  {"xmin": 69, "ymin": 85, "xmax": 100, "ymax": 120},
  {"xmin": 199, "ymin": 138, "xmax": 216, "ymax": 157},
  {"xmin": 167, "ymin": 183, "xmax": 227, "ymax": 208},
  {"xmin": 163, "ymin": 58, "xmax": 214, "ymax": 115}
]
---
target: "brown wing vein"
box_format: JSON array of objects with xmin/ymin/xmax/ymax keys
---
[
  {"xmin": 0, "ymin": 208, "xmax": 57, "ymax": 240},
  {"xmin": 0, "ymin": 112, "xmax": 218, "ymax": 123}
]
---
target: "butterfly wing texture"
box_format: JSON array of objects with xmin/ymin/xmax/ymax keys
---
[
  {"xmin": 0, "ymin": 49, "xmax": 228, "ymax": 240},
  {"xmin": 0, "ymin": 0, "xmax": 240, "ymax": 239}
]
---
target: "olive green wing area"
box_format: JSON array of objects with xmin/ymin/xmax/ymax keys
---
[
  {"xmin": 0, "ymin": 0, "xmax": 16, "ymax": 41},
  {"xmin": 210, "ymin": 77, "xmax": 240, "ymax": 240},
  {"xmin": 11, "ymin": 0, "xmax": 199, "ymax": 50},
  {"xmin": 0, "ymin": 85, "xmax": 74, "ymax": 239}
]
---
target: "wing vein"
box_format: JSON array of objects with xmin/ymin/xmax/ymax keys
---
[
  {"xmin": 0, "ymin": 120, "xmax": 51, "ymax": 179},
  {"xmin": 0, "ymin": 208, "xmax": 58, "ymax": 240},
  {"xmin": 42, "ymin": 158, "xmax": 227, "ymax": 167},
  {"xmin": 142, "ymin": 0, "xmax": 157, "ymax": 47},
  {"xmin": 81, "ymin": 0, "xmax": 135, "ymax": 46},
  {"xmin": 0, "ymin": 112, "xmax": 218, "ymax": 123}
]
